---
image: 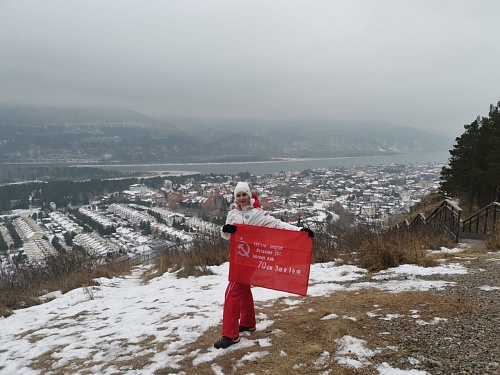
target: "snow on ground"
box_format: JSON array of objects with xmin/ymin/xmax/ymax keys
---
[{"xmin": 0, "ymin": 245, "xmax": 493, "ymax": 375}]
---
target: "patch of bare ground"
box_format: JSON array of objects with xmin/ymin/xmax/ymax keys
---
[
  {"xmin": 154, "ymin": 289, "xmax": 476, "ymax": 375},
  {"xmin": 97, "ymin": 336, "xmax": 158, "ymax": 374},
  {"xmin": 29, "ymin": 345, "xmax": 69, "ymax": 372},
  {"xmin": 16, "ymin": 328, "xmax": 40, "ymax": 339},
  {"xmin": 28, "ymin": 338, "xmax": 159, "ymax": 374},
  {"xmin": 64, "ymin": 310, "xmax": 91, "ymax": 321}
]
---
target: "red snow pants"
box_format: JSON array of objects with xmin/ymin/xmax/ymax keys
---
[{"xmin": 222, "ymin": 281, "xmax": 256, "ymax": 338}]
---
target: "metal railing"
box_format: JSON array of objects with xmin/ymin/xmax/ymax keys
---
[
  {"xmin": 409, "ymin": 213, "xmax": 427, "ymax": 231},
  {"xmin": 461, "ymin": 202, "xmax": 500, "ymax": 235},
  {"xmin": 400, "ymin": 200, "xmax": 499, "ymax": 243},
  {"xmin": 424, "ymin": 200, "xmax": 462, "ymax": 242}
]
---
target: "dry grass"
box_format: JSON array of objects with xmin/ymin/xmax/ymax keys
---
[
  {"xmin": 324, "ymin": 225, "xmax": 451, "ymax": 272},
  {"xmin": 151, "ymin": 288, "xmax": 476, "ymax": 375},
  {"xmin": 358, "ymin": 231, "xmax": 424, "ymax": 271},
  {"xmin": 29, "ymin": 345, "xmax": 68, "ymax": 373},
  {"xmin": 485, "ymin": 223, "xmax": 500, "ymax": 250},
  {"xmin": 143, "ymin": 232, "xmax": 228, "ymax": 283},
  {"xmin": 406, "ymin": 193, "xmax": 444, "ymax": 221},
  {"xmin": 0, "ymin": 253, "xmax": 131, "ymax": 317},
  {"xmin": 92, "ymin": 261, "xmax": 132, "ymax": 279}
]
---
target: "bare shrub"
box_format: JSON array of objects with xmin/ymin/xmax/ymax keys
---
[
  {"xmin": 311, "ymin": 227, "xmax": 339, "ymax": 263},
  {"xmin": 316, "ymin": 221, "xmax": 455, "ymax": 271},
  {"xmin": 358, "ymin": 227, "xmax": 441, "ymax": 271},
  {"xmin": 418, "ymin": 228, "xmax": 456, "ymax": 251},
  {"xmin": 82, "ymin": 285, "xmax": 95, "ymax": 300},
  {"xmin": 329, "ymin": 201, "xmax": 355, "ymax": 227},
  {"xmin": 0, "ymin": 252, "xmax": 93, "ymax": 312},
  {"xmin": 485, "ymin": 223, "xmax": 500, "ymax": 250},
  {"xmin": 312, "ymin": 221, "xmax": 374, "ymax": 264},
  {"xmin": 0, "ymin": 251, "xmax": 131, "ymax": 314},
  {"xmin": 336, "ymin": 223, "xmax": 376, "ymax": 254},
  {"xmin": 188, "ymin": 231, "xmax": 229, "ymax": 267},
  {"xmin": 93, "ymin": 261, "xmax": 132, "ymax": 279},
  {"xmin": 146, "ymin": 231, "xmax": 229, "ymax": 281}
]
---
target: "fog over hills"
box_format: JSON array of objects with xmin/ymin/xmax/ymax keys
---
[
  {"xmin": 160, "ymin": 116, "xmax": 454, "ymax": 159},
  {"xmin": 0, "ymin": 106, "xmax": 454, "ymax": 164},
  {"xmin": 0, "ymin": 106, "xmax": 200, "ymax": 163},
  {"xmin": 0, "ymin": 105, "xmax": 180, "ymax": 131}
]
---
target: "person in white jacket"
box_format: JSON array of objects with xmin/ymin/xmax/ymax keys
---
[{"xmin": 214, "ymin": 181, "xmax": 314, "ymax": 349}]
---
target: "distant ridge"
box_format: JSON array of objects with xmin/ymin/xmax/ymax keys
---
[
  {"xmin": 0, "ymin": 105, "xmax": 177, "ymax": 130},
  {"xmin": 160, "ymin": 116, "xmax": 454, "ymax": 158},
  {"xmin": 0, "ymin": 106, "xmax": 453, "ymax": 164},
  {"xmin": 0, "ymin": 105, "xmax": 201, "ymax": 163}
]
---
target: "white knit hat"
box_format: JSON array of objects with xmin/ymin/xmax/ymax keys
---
[{"xmin": 234, "ymin": 182, "xmax": 251, "ymax": 198}]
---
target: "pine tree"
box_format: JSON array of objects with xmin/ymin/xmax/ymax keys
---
[{"xmin": 440, "ymin": 101, "xmax": 500, "ymax": 209}]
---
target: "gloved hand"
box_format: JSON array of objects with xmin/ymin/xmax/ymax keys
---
[
  {"xmin": 300, "ymin": 228, "xmax": 314, "ymax": 238},
  {"xmin": 222, "ymin": 224, "xmax": 237, "ymax": 233}
]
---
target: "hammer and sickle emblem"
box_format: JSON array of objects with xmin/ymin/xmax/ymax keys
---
[{"xmin": 237, "ymin": 241, "xmax": 251, "ymax": 257}]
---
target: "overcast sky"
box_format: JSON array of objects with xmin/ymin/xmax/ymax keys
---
[{"xmin": 1, "ymin": 0, "xmax": 499, "ymax": 137}]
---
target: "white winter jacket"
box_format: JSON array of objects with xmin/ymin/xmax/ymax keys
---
[{"xmin": 221, "ymin": 205, "xmax": 300, "ymax": 240}]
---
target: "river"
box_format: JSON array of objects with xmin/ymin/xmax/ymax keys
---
[{"xmin": 86, "ymin": 151, "xmax": 450, "ymax": 175}]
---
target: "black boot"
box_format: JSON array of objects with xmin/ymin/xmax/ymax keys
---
[
  {"xmin": 239, "ymin": 325, "xmax": 256, "ymax": 333},
  {"xmin": 214, "ymin": 336, "xmax": 240, "ymax": 349}
]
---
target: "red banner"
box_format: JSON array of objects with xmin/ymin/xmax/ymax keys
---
[{"xmin": 229, "ymin": 224, "xmax": 313, "ymax": 296}]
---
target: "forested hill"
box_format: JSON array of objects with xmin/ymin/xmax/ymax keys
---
[
  {"xmin": 0, "ymin": 106, "xmax": 201, "ymax": 163},
  {"xmin": 0, "ymin": 106, "xmax": 453, "ymax": 164}
]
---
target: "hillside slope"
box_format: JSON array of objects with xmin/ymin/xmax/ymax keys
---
[{"xmin": 1, "ymin": 246, "xmax": 498, "ymax": 374}]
